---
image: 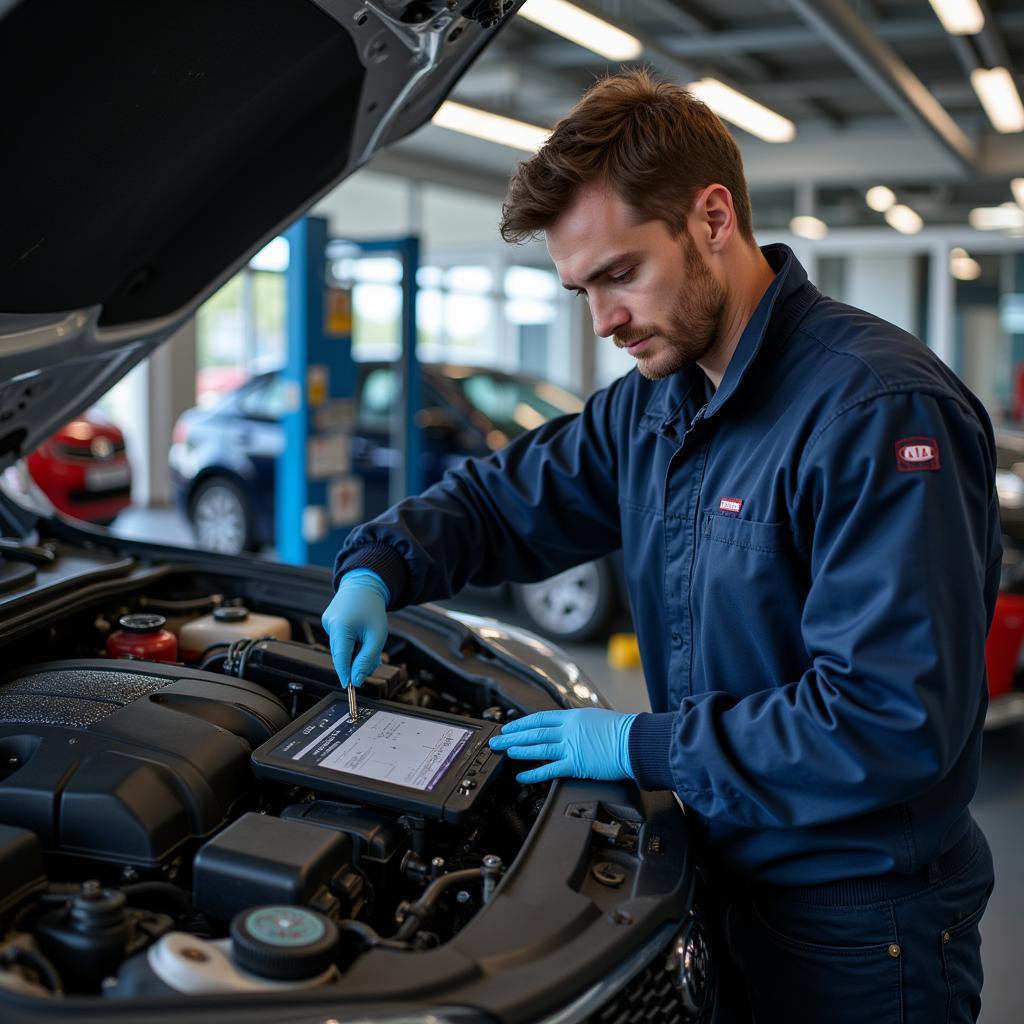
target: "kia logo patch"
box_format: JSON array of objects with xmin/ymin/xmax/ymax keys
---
[{"xmin": 895, "ymin": 436, "xmax": 940, "ymax": 472}]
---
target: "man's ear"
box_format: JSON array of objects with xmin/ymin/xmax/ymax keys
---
[{"xmin": 692, "ymin": 184, "xmax": 736, "ymax": 253}]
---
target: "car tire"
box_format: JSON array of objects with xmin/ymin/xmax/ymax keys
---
[
  {"xmin": 189, "ymin": 476, "xmax": 253, "ymax": 555},
  {"xmin": 512, "ymin": 559, "xmax": 617, "ymax": 644}
]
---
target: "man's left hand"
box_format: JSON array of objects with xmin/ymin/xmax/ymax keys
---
[{"xmin": 489, "ymin": 708, "xmax": 638, "ymax": 784}]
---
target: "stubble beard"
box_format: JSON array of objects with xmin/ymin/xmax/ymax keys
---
[{"xmin": 615, "ymin": 231, "xmax": 727, "ymax": 381}]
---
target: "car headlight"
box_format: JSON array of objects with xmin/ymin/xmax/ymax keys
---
[{"xmin": 666, "ymin": 911, "xmax": 712, "ymax": 1018}]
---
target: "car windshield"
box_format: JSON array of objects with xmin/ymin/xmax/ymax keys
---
[{"xmin": 449, "ymin": 372, "xmax": 583, "ymax": 438}]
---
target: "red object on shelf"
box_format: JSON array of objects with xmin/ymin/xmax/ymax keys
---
[
  {"xmin": 985, "ymin": 593, "xmax": 1024, "ymax": 699},
  {"xmin": 106, "ymin": 614, "xmax": 178, "ymax": 663}
]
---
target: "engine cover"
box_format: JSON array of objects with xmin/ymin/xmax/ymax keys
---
[{"xmin": 0, "ymin": 661, "xmax": 289, "ymax": 867}]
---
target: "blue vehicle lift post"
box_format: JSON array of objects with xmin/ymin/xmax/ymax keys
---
[{"xmin": 276, "ymin": 219, "xmax": 421, "ymax": 567}]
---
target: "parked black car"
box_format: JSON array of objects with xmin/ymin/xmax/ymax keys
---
[
  {"xmin": 0, "ymin": 2, "xmax": 711, "ymax": 1021},
  {"xmin": 170, "ymin": 365, "xmax": 626, "ymax": 642}
]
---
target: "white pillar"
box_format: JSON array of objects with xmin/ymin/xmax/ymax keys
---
[
  {"xmin": 135, "ymin": 318, "xmax": 197, "ymax": 506},
  {"xmin": 927, "ymin": 243, "xmax": 954, "ymax": 366},
  {"xmin": 568, "ymin": 297, "xmax": 596, "ymax": 396},
  {"xmin": 846, "ymin": 253, "xmax": 919, "ymax": 336}
]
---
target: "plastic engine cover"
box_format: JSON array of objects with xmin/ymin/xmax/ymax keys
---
[{"xmin": 0, "ymin": 661, "xmax": 289, "ymax": 866}]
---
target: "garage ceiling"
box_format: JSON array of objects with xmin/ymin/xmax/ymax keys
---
[{"xmin": 376, "ymin": 0, "xmax": 1024, "ymax": 235}]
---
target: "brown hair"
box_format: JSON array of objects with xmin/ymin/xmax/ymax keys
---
[{"xmin": 499, "ymin": 67, "xmax": 754, "ymax": 244}]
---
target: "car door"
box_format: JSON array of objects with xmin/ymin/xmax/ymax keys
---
[
  {"xmin": 232, "ymin": 375, "xmax": 287, "ymax": 539},
  {"xmin": 353, "ymin": 365, "xmax": 487, "ymax": 518},
  {"xmin": 352, "ymin": 365, "xmax": 399, "ymax": 519}
]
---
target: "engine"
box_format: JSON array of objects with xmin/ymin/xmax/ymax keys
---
[{"xmin": 0, "ymin": 583, "xmax": 545, "ymax": 1000}]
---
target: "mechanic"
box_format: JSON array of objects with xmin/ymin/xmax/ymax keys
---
[{"xmin": 323, "ymin": 69, "xmax": 998, "ymax": 1023}]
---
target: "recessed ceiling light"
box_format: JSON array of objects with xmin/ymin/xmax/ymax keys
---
[
  {"xmin": 431, "ymin": 102, "xmax": 550, "ymax": 152},
  {"xmin": 518, "ymin": 0, "xmax": 642, "ymax": 61},
  {"xmin": 970, "ymin": 67, "xmax": 1024, "ymax": 134},
  {"xmin": 927, "ymin": 0, "xmax": 984, "ymax": 35},
  {"xmin": 865, "ymin": 186, "xmax": 896, "ymax": 212},
  {"xmin": 884, "ymin": 204, "xmax": 924, "ymax": 234},
  {"xmin": 687, "ymin": 78, "xmax": 796, "ymax": 143},
  {"xmin": 790, "ymin": 215, "xmax": 828, "ymax": 240}
]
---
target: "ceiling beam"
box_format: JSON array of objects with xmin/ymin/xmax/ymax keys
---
[
  {"xmin": 782, "ymin": 0, "xmax": 977, "ymax": 172},
  {"xmin": 634, "ymin": 0, "xmax": 774, "ymax": 81},
  {"xmin": 975, "ymin": 0, "xmax": 1019, "ymax": 76},
  {"xmin": 523, "ymin": 11, "xmax": 1024, "ymax": 65},
  {"xmin": 564, "ymin": 0, "xmax": 699, "ymax": 83},
  {"xmin": 632, "ymin": 0, "xmax": 842, "ymax": 126}
]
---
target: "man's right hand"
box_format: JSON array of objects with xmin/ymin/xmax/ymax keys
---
[{"xmin": 321, "ymin": 569, "xmax": 390, "ymax": 688}]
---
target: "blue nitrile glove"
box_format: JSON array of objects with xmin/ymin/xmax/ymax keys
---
[
  {"xmin": 321, "ymin": 569, "xmax": 391, "ymax": 689},
  {"xmin": 488, "ymin": 708, "xmax": 638, "ymax": 784}
]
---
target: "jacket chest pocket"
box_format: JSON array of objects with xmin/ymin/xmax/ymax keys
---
[
  {"xmin": 702, "ymin": 512, "xmax": 793, "ymax": 555},
  {"xmin": 695, "ymin": 512, "xmax": 807, "ymax": 657}
]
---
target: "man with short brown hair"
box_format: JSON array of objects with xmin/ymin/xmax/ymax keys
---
[{"xmin": 325, "ymin": 68, "xmax": 997, "ymax": 1022}]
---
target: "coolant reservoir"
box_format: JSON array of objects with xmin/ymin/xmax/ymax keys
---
[
  {"xmin": 106, "ymin": 614, "xmax": 179, "ymax": 662},
  {"xmin": 178, "ymin": 606, "xmax": 292, "ymax": 662}
]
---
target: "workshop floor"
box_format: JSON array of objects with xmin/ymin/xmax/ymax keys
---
[{"xmin": 111, "ymin": 507, "xmax": 1023, "ymax": 1023}]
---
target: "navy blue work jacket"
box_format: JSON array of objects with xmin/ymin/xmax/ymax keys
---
[{"xmin": 337, "ymin": 244, "xmax": 1001, "ymax": 885}]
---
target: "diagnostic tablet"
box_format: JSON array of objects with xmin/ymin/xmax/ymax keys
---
[{"xmin": 251, "ymin": 694, "xmax": 504, "ymax": 822}]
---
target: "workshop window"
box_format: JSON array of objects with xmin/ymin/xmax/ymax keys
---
[
  {"xmin": 358, "ymin": 367, "xmax": 398, "ymax": 431},
  {"xmin": 237, "ymin": 376, "xmax": 290, "ymax": 422}
]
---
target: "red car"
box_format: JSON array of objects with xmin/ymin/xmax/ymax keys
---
[{"xmin": 26, "ymin": 412, "xmax": 132, "ymax": 525}]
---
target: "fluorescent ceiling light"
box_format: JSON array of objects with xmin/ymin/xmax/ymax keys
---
[
  {"xmin": 688, "ymin": 78, "xmax": 796, "ymax": 143},
  {"xmin": 968, "ymin": 202, "xmax": 1024, "ymax": 230},
  {"xmin": 431, "ymin": 101, "xmax": 549, "ymax": 152},
  {"xmin": 519, "ymin": 0, "xmax": 642, "ymax": 61},
  {"xmin": 884, "ymin": 204, "xmax": 923, "ymax": 234},
  {"xmin": 865, "ymin": 185, "xmax": 896, "ymax": 212},
  {"xmin": 970, "ymin": 67, "xmax": 1024, "ymax": 133},
  {"xmin": 790, "ymin": 215, "xmax": 828, "ymax": 240},
  {"xmin": 949, "ymin": 247, "xmax": 981, "ymax": 281},
  {"xmin": 1012, "ymin": 178, "xmax": 1024, "ymax": 209},
  {"xmin": 927, "ymin": 0, "xmax": 984, "ymax": 35}
]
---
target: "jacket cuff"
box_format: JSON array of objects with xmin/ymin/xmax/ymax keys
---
[
  {"xmin": 627, "ymin": 711, "xmax": 678, "ymax": 792},
  {"xmin": 334, "ymin": 544, "xmax": 409, "ymax": 609}
]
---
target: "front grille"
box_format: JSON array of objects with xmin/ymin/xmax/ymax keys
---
[
  {"xmin": 53, "ymin": 442, "xmax": 126, "ymax": 462},
  {"xmin": 68, "ymin": 484, "xmax": 131, "ymax": 502},
  {"xmin": 587, "ymin": 944, "xmax": 696, "ymax": 1024}
]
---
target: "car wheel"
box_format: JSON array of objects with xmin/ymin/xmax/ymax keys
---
[
  {"xmin": 190, "ymin": 476, "xmax": 252, "ymax": 555},
  {"xmin": 513, "ymin": 559, "xmax": 617, "ymax": 643}
]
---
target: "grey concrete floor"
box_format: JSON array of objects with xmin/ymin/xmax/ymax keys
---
[{"xmin": 110, "ymin": 506, "xmax": 1023, "ymax": 1021}]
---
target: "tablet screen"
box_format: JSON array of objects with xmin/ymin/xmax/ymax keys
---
[{"xmin": 270, "ymin": 701, "xmax": 473, "ymax": 792}]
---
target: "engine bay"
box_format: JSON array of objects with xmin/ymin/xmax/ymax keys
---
[{"xmin": 0, "ymin": 549, "xmax": 686, "ymax": 1011}]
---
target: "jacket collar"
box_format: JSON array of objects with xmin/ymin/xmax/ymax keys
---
[{"xmin": 641, "ymin": 244, "xmax": 819, "ymax": 436}]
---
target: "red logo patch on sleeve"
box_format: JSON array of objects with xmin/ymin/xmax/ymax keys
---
[{"xmin": 895, "ymin": 437, "xmax": 940, "ymax": 472}]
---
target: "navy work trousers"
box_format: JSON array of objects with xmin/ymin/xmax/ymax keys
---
[{"xmin": 709, "ymin": 817, "xmax": 994, "ymax": 1023}]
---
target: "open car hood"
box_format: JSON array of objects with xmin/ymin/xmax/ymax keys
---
[{"xmin": 0, "ymin": 0, "xmax": 519, "ymax": 470}]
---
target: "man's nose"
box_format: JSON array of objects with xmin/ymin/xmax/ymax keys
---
[{"xmin": 590, "ymin": 296, "xmax": 629, "ymax": 339}]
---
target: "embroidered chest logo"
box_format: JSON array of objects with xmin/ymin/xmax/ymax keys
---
[
  {"xmin": 895, "ymin": 437, "xmax": 941, "ymax": 472},
  {"xmin": 719, "ymin": 497, "xmax": 744, "ymax": 513}
]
